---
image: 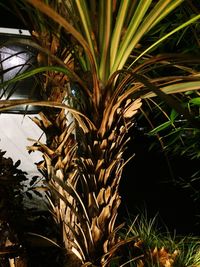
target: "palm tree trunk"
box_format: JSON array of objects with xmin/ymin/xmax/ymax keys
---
[{"xmin": 29, "ymin": 93, "xmax": 141, "ymax": 266}]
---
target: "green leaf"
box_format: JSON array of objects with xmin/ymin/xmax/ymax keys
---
[
  {"xmin": 110, "ymin": 1, "xmax": 130, "ymax": 71},
  {"xmin": 142, "ymin": 81, "xmax": 200, "ymax": 98},
  {"xmin": 189, "ymin": 97, "xmax": 200, "ymax": 106},
  {"xmin": 111, "ymin": 0, "xmax": 153, "ymax": 73},
  {"xmin": 0, "ymin": 66, "xmax": 70, "ymax": 88},
  {"xmin": 113, "ymin": 0, "xmax": 184, "ymax": 72},
  {"xmin": 170, "ymin": 109, "xmax": 178, "ymax": 122},
  {"xmin": 149, "ymin": 120, "xmax": 172, "ymax": 135},
  {"xmin": 132, "ymin": 13, "xmax": 200, "ymax": 65},
  {"xmin": 148, "ymin": 0, "xmax": 184, "ymax": 32},
  {"xmin": 75, "ymin": 0, "xmax": 98, "ymax": 70},
  {"xmin": 99, "ymin": 0, "xmax": 112, "ymax": 82}
]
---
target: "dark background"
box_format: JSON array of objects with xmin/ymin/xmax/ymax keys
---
[
  {"xmin": 120, "ymin": 132, "xmax": 200, "ymax": 236},
  {"xmin": 0, "ymin": 2, "xmax": 27, "ymax": 29}
]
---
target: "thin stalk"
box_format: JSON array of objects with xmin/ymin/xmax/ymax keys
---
[
  {"xmin": 111, "ymin": 0, "xmax": 153, "ymax": 74},
  {"xmin": 98, "ymin": 0, "xmax": 105, "ymax": 57},
  {"xmin": 99, "ymin": 0, "xmax": 112, "ymax": 83},
  {"xmin": 110, "ymin": 0, "xmax": 130, "ymax": 71},
  {"xmin": 75, "ymin": 0, "xmax": 98, "ymax": 70}
]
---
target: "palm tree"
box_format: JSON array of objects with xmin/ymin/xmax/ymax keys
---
[{"xmin": 1, "ymin": 1, "xmax": 200, "ymax": 266}]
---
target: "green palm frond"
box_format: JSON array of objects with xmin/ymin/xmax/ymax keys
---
[{"xmin": 21, "ymin": 0, "xmax": 200, "ymax": 99}]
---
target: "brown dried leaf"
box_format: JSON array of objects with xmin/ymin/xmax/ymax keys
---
[
  {"xmin": 55, "ymin": 157, "xmax": 64, "ymax": 169},
  {"xmin": 98, "ymin": 169, "xmax": 105, "ymax": 183},
  {"xmin": 123, "ymin": 98, "xmax": 142, "ymax": 118},
  {"xmin": 96, "ymin": 188, "xmax": 105, "ymax": 206},
  {"xmin": 100, "ymin": 139, "xmax": 108, "ymax": 149},
  {"xmin": 108, "ymin": 130, "xmax": 116, "ymax": 141},
  {"xmin": 91, "ymin": 217, "xmax": 102, "ymax": 243},
  {"xmin": 137, "ymin": 260, "xmax": 144, "ymax": 267},
  {"xmin": 88, "ymin": 192, "xmax": 99, "ymax": 212},
  {"xmin": 39, "ymin": 112, "xmax": 53, "ymax": 128},
  {"xmin": 104, "ymin": 160, "xmax": 118, "ymax": 184},
  {"xmin": 30, "ymin": 116, "xmax": 43, "ymax": 129},
  {"xmin": 95, "ymin": 159, "xmax": 104, "ymax": 172},
  {"xmin": 104, "ymin": 186, "xmax": 111, "ymax": 204},
  {"xmin": 98, "ymin": 205, "xmax": 111, "ymax": 227}
]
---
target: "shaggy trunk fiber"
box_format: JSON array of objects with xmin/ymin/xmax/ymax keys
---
[{"xmin": 28, "ymin": 94, "xmax": 141, "ymax": 266}]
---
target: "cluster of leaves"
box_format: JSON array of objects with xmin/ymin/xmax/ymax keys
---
[
  {"xmin": 0, "ymin": 150, "xmax": 27, "ymax": 227},
  {"xmin": 0, "ymin": 150, "xmax": 28, "ymax": 263},
  {"xmin": 24, "ymin": 174, "xmax": 47, "ymax": 200},
  {"xmin": 113, "ymin": 213, "xmax": 200, "ymax": 267},
  {"xmin": 134, "ymin": 1, "xmax": 200, "ymax": 160},
  {"xmin": 139, "ymin": 1, "xmax": 200, "ymax": 55},
  {"xmin": 0, "ymin": 149, "xmax": 61, "ymax": 266},
  {"xmin": 143, "ymin": 91, "xmax": 200, "ymax": 160}
]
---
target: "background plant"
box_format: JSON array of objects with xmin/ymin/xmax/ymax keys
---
[
  {"xmin": 0, "ymin": 150, "xmax": 28, "ymax": 266},
  {"xmin": 117, "ymin": 213, "xmax": 200, "ymax": 267}
]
